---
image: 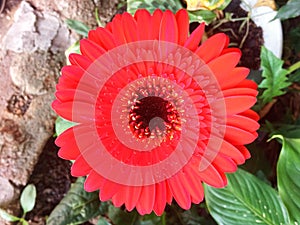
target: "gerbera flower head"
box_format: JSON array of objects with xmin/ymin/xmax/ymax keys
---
[{"xmin": 52, "ymin": 9, "xmax": 259, "ymax": 215}]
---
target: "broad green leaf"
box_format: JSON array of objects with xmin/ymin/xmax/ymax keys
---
[
  {"xmin": 0, "ymin": 209, "xmax": 20, "ymax": 222},
  {"xmin": 66, "ymin": 19, "xmax": 90, "ymax": 37},
  {"xmin": 55, "ymin": 116, "xmax": 77, "ymax": 136},
  {"xmin": 259, "ymin": 46, "xmax": 291, "ymax": 104},
  {"xmin": 127, "ymin": 0, "xmax": 183, "ymax": 15},
  {"xmin": 272, "ymin": 135, "xmax": 300, "ymax": 223},
  {"xmin": 274, "ymin": 0, "xmax": 300, "ymax": 20},
  {"xmin": 97, "ymin": 218, "xmax": 112, "ymax": 225},
  {"xmin": 188, "ymin": 10, "xmax": 216, "ymax": 24},
  {"xmin": 107, "ymin": 206, "xmax": 139, "ymax": 225},
  {"xmin": 47, "ymin": 177, "xmax": 109, "ymax": 225},
  {"xmin": 20, "ymin": 184, "xmax": 36, "ymax": 214},
  {"xmin": 205, "ymin": 168, "xmax": 290, "ymax": 225}
]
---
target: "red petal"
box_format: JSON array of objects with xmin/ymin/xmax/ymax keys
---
[
  {"xmin": 153, "ymin": 182, "xmax": 167, "ymax": 216},
  {"xmin": 227, "ymin": 114, "xmax": 260, "ymax": 132},
  {"xmin": 224, "ymin": 95, "xmax": 257, "ymax": 115},
  {"xmin": 236, "ymin": 79, "xmax": 258, "ymax": 89},
  {"xmin": 222, "ymin": 87, "xmax": 258, "ymax": 98},
  {"xmin": 239, "ymin": 109, "xmax": 260, "ymax": 121},
  {"xmin": 71, "ymin": 155, "xmax": 92, "ymax": 177},
  {"xmin": 183, "ymin": 166, "xmax": 204, "ymax": 203},
  {"xmin": 122, "ymin": 12, "xmax": 138, "ymax": 42},
  {"xmin": 124, "ymin": 186, "xmax": 142, "ymax": 211},
  {"xmin": 69, "ymin": 53, "xmax": 92, "ymax": 70},
  {"xmin": 112, "ymin": 186, "xmax": 127, "ymax": 207},
  {"xmin": 100, "ymin": 180, "xmax": 122, "ymax": 201},
  {"xmin": 56, "ymin": 128, "xmax": 81, "ymax": 160},
  {"xmin": 52, "ymin": 100, "xmax": 73, "ymax": 121},
  {"xmin": 111, "ymin": 15, "xmax": 126, "ymax": 45},
  {"xmin": 198, "ymin": 161, "xmax": 226, "ymax": 187},
  {"xmin": 221, "ymin": 47, "xmax": 241, "ymax": 55},
  {"xmin": 136, "ymin": 185, "xmax": 156, "ymax": 215},
  {"xmin": 175, "ymin": 9, "xmax": 189, "ymax": 45},
  {"xmin": 56, "ymin": 76, "xmax": 79, "ymax": 91},
  {"xmin": 207, "ymin": 52, "xmax": 241, "ymax": 83},
  {"xmin": 237, "ymin": 145, "xmax": 251, "ymax": 159},
  {"xmin": 84, "ymin": 170, "xmax": 106, "ymax": 192},
  {"xmin": 220, "ymin": 67, "xmax": 249, "ymax": 90},
  {"xmin": 225, "ymin": 125, "xmax": 258, "ymax": 145},
  {"xmin": 150, "ymin": 9, "xmax": 163, "ymax": 39},
  {"xmin": 184, "ymin": 23, "xmax": 205, "ymax": 51},
  {"xmin": 219, "ymin": 139, "xmax": 246, "ymax": 164},
  {"xmin": 135, "ymin": 9, "xmax": 151, "ymax": 40},
  {"xmin": 52, "ymin": 100, "xmax": 95, "ymax": 123},
  {"xmin": 212, "ymin": 154, "xmax": 237, "ymax": 172},
  {"xmin": 168, "ymin": 175, "xmax": 191, "ymax": 209},
  {"xmin": 196, "ymin": 33, "xmax": 228, "ymax": 63},
  {"xmin": 80, "ymin": 39, "xmax": 106, "ymax": 61},
  {"xmin": 55, "ymin": 89, "xmax": 96, "ymax": 104},
  {"xmin": 159, "ymin": 10, "xmax": 178, "ymax": 43},
  {"xmin": 89, "ymin": 27, "xmax": 116, "ymax": 50},
  {"xmin": 61, "ymin": 65, "xmax": 84, "ymax": 83}
]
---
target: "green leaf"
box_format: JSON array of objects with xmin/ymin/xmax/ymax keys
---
[
  {"xmin": 97, "ymin": 218, "xmax": 112, "ymax": 225},
  {"xmin": 107, "ymin": 206, "xmax": 139, "ymax": 225},
  {"xmin": 21, "ymin": 219, "xmax": 29, "ymax": 225},
  {"xmin": 47, "ymin": 177, "xmax": 109, "ymax": 225},
  {"xmin": 258, "ymin": 46, "xmax": 291, "ymax": 104},
  {"xmin": 205, "ymin": 168, "xmax": 290, "ymax": 225},
  {"xmin": 20, "ymin": 184, "xmax": 37, "ymax": 214},
  {"xmin": 65, "ymin": 41, "xmax": 80, "ymax": 65},
  {"xmin": 272, "ymin": 135, "xmax": 300, "ymax": 223},
  {"xmin": 55, "ymin": 116, "xmax": 77, "ymax": 136},
  {"xmin": 188, "ymin": 10, "xmax": 217, "ymax": 24},
  {"xmin": 66, "ymin": 19, "xmax": 90, "ymax": 37},
  {"xmin": 0, "ymin": 209, "xmax": 20, "ymax": 222},
  {"xmin": 127, "ymin": 0, "xmax": 183, "ymax": 15},
  {"xmin": 274, "ymin": 0, "xmax": 300, "ymax": 20}
]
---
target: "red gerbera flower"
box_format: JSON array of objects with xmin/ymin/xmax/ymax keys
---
[{"xmin": 52, "ymin": 9, "xmax": 259, "ymax": 216}]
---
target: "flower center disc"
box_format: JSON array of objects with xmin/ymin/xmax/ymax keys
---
[{"xmin": 129, "ymin": 96, "xmax": 181, "ymax": 140}]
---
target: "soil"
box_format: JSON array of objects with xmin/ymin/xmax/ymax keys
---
[
  {"xmin": 26, "ymin": 137, "xmax": 75, "ymax": 225},
  {"xmin": 206, "ymin": 0, "xmax": 264, "ymax": 70}
]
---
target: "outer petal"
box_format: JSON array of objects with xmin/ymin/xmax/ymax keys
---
[
  {"xmin": 227, "ymin": 114, "xmax": 260, "ymax": 132},
  {"xmin": 207, "ymin": 51, "xmax": 241, "ymax": 83},
  {"xmin": 175, "ymin": 9, "xmax": 189, "ymax": 45},
  {"xmin": 220, "ymin": 67, "xmax": 250, "ymax": 90},
  {"xmin": 184, "ymin": 22, "xmax": 205, "ymax": 51},
  {"xmin": 136, "ymin": 185, "xmax": 156, "ymax": 215},
  {"xmin": 168, "ymin": 174, "xmax": 191, "ymax": 209},
  {"xmin": 122, "ymin": 12, "xmax": 138, "ymax": 42},
  {"xmin": 135, "ymin": 9, "xmax": 151, "ymax": 40},
  {"xmin": 56, "ymin": 127, "xmax": 80, "ymax": 160},
  {"xmin": 88, "ymin": 27, "xmax": 116, "ymax": 50},
  {"xmin": 80, "ymin": 39, "xmax": 106, "ymax": 61},
  {"xmin": 195, "ymin": 33, "xmax": 229, "ymax": 63},
  {"xmin": 71, "ymin": 155, "xmax": 92, "ymax": 177},
  {"xmin": 84, "ymin": 170, "xmax": 106, "ymax": 192},
  {"xmin": 153, "ymin": 182, "xmax": 167, "ymax": 216},
  {"xmin": 159, "ymin": 10, "xmax": 178, "ymax": 43},
  {"xmin": 225, "ymin": 126, "xmax": 258, "ymax": 145},
  {"xmin": 150, "ymin": 9, "xmax": 163, "ymax": 39}
]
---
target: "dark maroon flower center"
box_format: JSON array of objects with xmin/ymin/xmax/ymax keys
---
[{"xmin": 129, "ymin": 96, "xmax": 181, "ymax": 139}]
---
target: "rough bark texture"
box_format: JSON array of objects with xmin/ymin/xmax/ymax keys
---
[{"xmin": 0, "ymin": 0, "xmax": 119, "ymax": 223}]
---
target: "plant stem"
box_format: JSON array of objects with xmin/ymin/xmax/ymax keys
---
[
  {"xmin": 161, "ymin": 212, "xmax": 166, "ymax": 225},
  {"xmin": 288, "ymin": 61, "xmax": 300, "ymax": 74}
]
